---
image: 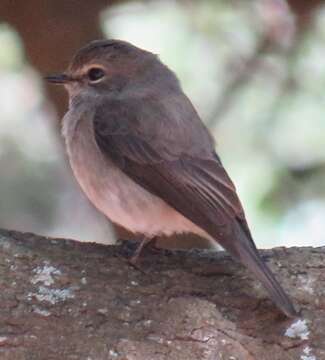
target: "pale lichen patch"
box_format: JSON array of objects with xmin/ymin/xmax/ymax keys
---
[
  {"xmin": 301, "ymin": 346, "xmax": 317, "ymax": 360},
  {"xmin": 28, "ymin": 262, "xmax": 75, "ymax": 305},
  {"xmin": 285, "ymin": 319, "xmax": 310, "ymax": 340},
  {"xmin": 109, "ymin": 349, "xmax": 119, "ymax": 357},
  {"xmin": 298, "ymin": 275, "xmax": 315, "ymax": 295},
  {"xmin": 30, "ymin": 286, "xmax": 75, "ymax": 305},
  {"xmin": 31, "ymin": 262, "xmax": 62, "ymax": 286},
  {"xmin": 33, "ymin": 307, "xmax": 51, "ymax": 317}
]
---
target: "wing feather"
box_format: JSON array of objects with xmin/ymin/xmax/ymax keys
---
[{"xmin": 93, "ymin": 96, "xmax": 296, "ymax": 317}]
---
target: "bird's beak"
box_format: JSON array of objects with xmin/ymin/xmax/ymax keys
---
[{"xmin": 44, "ymin": 73, "xmax": 70, "ymax": 85}]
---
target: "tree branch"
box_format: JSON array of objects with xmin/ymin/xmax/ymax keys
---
[{"xmin": 0, "ymin": 229, "xmax": 323, "ymax": 359}]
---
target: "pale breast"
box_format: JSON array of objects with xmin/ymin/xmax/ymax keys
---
[{"xmin": 63, "ymin": 112, "xmax": 210, "ymax": 239}]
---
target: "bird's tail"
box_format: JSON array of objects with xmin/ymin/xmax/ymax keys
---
[{"xmin": 223, "ymin": 221, "xmax": 297, "ymax": 317}]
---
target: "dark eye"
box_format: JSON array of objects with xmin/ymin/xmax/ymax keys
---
[{"xmin": 87, "ymin": 67, "xmax": 105, "ymax": 82}]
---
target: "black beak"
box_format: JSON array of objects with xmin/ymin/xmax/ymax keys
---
[{"xmin": 44, "ymin": 73, "xmax": 70, "ymax": 84}]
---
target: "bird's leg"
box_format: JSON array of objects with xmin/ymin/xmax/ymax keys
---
[{"xmin": 129, "ymin": 236, "xmax": 158, "ymax": 265}]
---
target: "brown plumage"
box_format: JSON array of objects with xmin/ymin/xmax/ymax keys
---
[{"xmin": 46, "ymin": 39, "xmax": 296, "ymax": 317}]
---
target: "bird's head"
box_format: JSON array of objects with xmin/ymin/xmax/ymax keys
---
[{"xmin": 45, "ymin": 39, "xmax": 179, "ymax": 100}]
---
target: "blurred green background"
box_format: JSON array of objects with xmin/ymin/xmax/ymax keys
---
[{"xmin": 0, "ymin": 0, "xmax": 325, "ymax": 248}]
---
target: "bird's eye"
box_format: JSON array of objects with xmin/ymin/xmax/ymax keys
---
[{"xmin": 87, "ymin": 67, "xmax": 105, "ymax": 83}]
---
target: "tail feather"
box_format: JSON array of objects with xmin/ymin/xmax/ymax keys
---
[{"xmin": 221, "ymin": 222, "xmax": 297, "ymax": 317}]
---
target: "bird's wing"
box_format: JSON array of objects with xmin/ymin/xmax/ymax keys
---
[
  {"xmin": 93, "ymin": 95, "xmax": 296, "ymax": 317},
  {"xmin": 94, "ymin": 95, "xmax": 245, "ymax": 233}
]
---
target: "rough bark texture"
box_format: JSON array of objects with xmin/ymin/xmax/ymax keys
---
[{"xmin": 0, "ymin": 229, "xmax": 324, "ymax": 360}]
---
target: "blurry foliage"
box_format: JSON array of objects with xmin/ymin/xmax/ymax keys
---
[
  {"xmin": 0, "ymin": 137, "xmax": 61, "ymax": 231},
  {"xmin": 0, "ymin": 24, "xmax": 23, "ymax": 70},
  {"xmin": 0, "ymin": 0, "xmax": 325, "ymax": 247}
]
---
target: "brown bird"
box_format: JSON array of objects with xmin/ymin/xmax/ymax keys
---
[{"xmin": 46, "ymin": 39, "xmax": 296, "ymax": 317}]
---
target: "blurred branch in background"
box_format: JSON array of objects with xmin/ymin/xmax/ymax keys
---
[
  {"xmin": 0, "ymin": 0, "xmax": 123, "ymax": 116},
  {"xmin": 0, "ymin": 0, "xmax": 325, "ymax": 248}
]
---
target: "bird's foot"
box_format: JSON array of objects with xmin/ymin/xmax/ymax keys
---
[{"xmin": 128, "ymin": 236, "xmax": 158, "ymax": 265}]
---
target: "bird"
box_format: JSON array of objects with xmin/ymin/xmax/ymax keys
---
[{"xmin": 45, "ymin": 39, "xmax": 296, "ymax": 317}]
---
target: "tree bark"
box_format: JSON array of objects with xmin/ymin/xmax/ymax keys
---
[{"xmin": 0, "ymin": 228, "xmax": 324, "ymax": 360}]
